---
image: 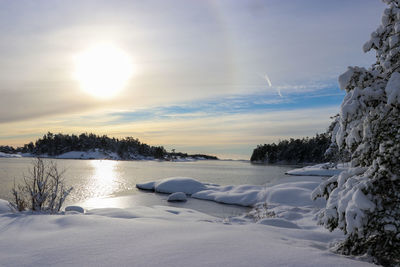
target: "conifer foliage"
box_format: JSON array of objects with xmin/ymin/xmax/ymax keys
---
[
  {"xmin": 250, "ymin": 133, "xmax": 332, "ymax": 164},
  {"xmin": 312, "ymin": 1, "xmax": 400, "ymax": 265}
]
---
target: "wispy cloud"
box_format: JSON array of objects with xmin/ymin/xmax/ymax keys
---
[
  {"xmin": 0, "ymin": 84, "xmax": 341, "ymax": 158},
  {"xmin": 0, "ymin": 0, "xmax": 385, "ymax": 158},
  {"xmin": 4, "ymin": 105, "xmax": 338, "ymax": 159}
]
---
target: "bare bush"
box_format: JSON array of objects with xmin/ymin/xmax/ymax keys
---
[{"xmin": 11, "ymin": 158, "xmax": 73, "ymax": 213}]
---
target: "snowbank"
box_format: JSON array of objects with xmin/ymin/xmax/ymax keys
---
[
  {"xmin": 137, "ymin": 177, "xmax": 325, "ymax": 208},
  {"xmin": 0, "ymin": 201, "xmax": 373, "ymax": 266},
  {"xmin": 55, "ymin": 150, "xmax": 120, "ymax": 160},
  {"xmin": 0, "ymin": 152, "xmax": 21, "ymax": 158},
  {"xmin": 0, "ymin": 199, "xmax": 14, "ymax": 213},
  {"xmin": 286, "ymin": 163, "xmax": 348, "ymax": 177},
  {"xmin": 137, "ymin": 177, "xmax": 207, "ymax": 195},
  {"xmin": 65, "ymin": 206, "xmax": 85, "ymax": 213},
  {"xmin": 167, "ymin": 192, "xmax": 187, "ymax": 202},
  {"xmin": 0, "ymin": 163, "xmax": 376, "ymax": 266}
]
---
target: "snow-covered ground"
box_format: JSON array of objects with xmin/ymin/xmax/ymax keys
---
[
  {"xmin": 54, "ymin": 150, "xmax": 121, "ymax": 160},
  {"xmin": 0, "ymin": 149, "xmax": 208, "ymax": 161},
  {"xmin": 286, "ymin": 163, "xmax": 348, "ymax": 177},
  {"xmin": 0, "ymin": 152, "xmax": 21, "ymax": 158},
  {"xmin": 0, "ymin": 164, "xmax": 373, "ymax": 266}
]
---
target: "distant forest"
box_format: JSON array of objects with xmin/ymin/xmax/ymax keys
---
[
  {"xmin": 250, "ymin": 133, "xmax": 335, "ymax": 164},
  {"xmin": 0, "ymin": 132, "xmax": 218, "ymax": 160}
]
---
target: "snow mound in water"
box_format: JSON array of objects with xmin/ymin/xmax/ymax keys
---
[
  {"xmin": 136, "ymin": 176, "xmax": 324, "ymax": 208},
  {"xmin": 167, "ymin": 192, "xmax": 187, "ymax": 202},
  {"xmin": 137, "ymin": 177, "xmax": 207, "ymax": 195}
]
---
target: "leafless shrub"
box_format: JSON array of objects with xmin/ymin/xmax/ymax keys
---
[{"xmin": 11, "ymin": 158, "xmax": 73, "ymax": 213}]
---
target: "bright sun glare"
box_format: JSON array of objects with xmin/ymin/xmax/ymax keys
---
[{"xmin": 73, "ymin": 44, "xmax": 134, "ymax": 99}]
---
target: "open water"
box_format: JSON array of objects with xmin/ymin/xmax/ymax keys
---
[{"xmin": 0, "ymin": 158, "xmax": 295, "ymax": 217}]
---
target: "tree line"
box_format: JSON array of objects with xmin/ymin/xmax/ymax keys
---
[
  {"xmin": 0, "ymin": 132, "xmax": 217, "ymax": 160},
  {"xmin": 250, "ymin": 133, "xmax": 335, "ymax": 164}
]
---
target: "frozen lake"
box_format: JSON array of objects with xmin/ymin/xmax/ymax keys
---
[{"xmin": 0, "ymin": 158, "xmax": 295, "ymax": 217}]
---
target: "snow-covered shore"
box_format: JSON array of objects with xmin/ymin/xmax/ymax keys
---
[
  {"xmin": 0, "ymin": 149, "xmax": 212, "ymax": 161},
  {"xmin": 0, "ymin": 164, "xmax": 371, "ymax": 266},
  {"xmin": 0, "ymin": 152, "xmax": 21, "ymax": 158},
  {"xmin": 285, "ymin": 163, "xmax": 349, "ymax": 177}
]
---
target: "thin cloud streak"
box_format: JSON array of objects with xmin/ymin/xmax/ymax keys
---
[{"xmin": 0, "ymin": 106, "xmax": 339, "ymax": 159}]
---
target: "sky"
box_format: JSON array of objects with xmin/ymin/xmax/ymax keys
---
[{"xmin": 0, "ymin": 0, "xmax": 385, "ymax": 159}]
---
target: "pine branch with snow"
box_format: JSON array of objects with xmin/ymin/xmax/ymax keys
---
[{"xmin": 313, "ymin": 1, "xmax": 400, "ymax": 265}]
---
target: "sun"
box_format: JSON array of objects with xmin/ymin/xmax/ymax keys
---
[{"xmin": 73, "ymin": 44, "xmax": 134, "ymax": 99}]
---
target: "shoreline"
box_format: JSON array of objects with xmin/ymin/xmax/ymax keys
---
[{"xmin": 0, "ymin": 163, "xmax": 372, "ymax": 266}]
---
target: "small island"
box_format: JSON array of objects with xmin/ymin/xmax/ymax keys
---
[{"xmin": 0, "ymin": 132, "xmax": 218, "ymax": 161}]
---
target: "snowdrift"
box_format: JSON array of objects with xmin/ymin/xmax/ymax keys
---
[{"xmin": 286, "ymin": 163, "xmax": 348, "ymax": 177}]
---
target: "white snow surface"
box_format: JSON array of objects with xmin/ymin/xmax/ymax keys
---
[
  {"xmin": 17, "ymin": 150, "xmax": 209, "ymax": 161},
  {"xmin": 65, "ymin": 206, "xmax": 85, "ymax": 213},
  {"xmin": 338, "ymin": 67, "xmax": 355, "ymax": 90},
  {"xmin": 0, "ymin": 152, "xmax": 21, "ymax": 158},
  {"xmin": 0, "ymin": 169, "xmax": 374, "ymax": 266},
  {"xmin": 385, "ymin": 71, "xmax": 400, "ymax": 105},
  {"xmin": 54, "ymin": 150, "xmax": 120, "ymax": 160},
  {"xmin": 137, "ymin": 177, "xmax": 207, "ymax": 195},
  {"xmin": 167, "ymin": 192, "xmax": 187, "ymax": 202},
  {"xmin": 0, "ymin": 199, "xmax": 14, "ymax": 213},
  {"xmin": 138, "ymin": 176, "xmax": 331, "ymax": 207},
  {"xmin": 286, "ymin": 163, "xmax": 348, "ymax": 177}
]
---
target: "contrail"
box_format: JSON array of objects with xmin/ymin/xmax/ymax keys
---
[
  {"xmin": 264, "ymin": 73, "xmax": 282, "ymax": 97},
  {"xmin": 265, "ymin": 74, "xmax": 272, "ymax": 87}
]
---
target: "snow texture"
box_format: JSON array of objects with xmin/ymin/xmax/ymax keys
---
[
  {"xmin": 55, "ymin": 150, "xmax": 120, "ymax": 160},
  {"xmin": 385, "ymin": 71, "xmax": 400, "ymax": 105},
  {"xmin": 65, "ymin": 206, "xmax": 85, "ymax": 213},
  {"xmin": 167, "ymin": 192, "xmax": 187, "ymax": 202},
  {"xmin": 0, "ymin": 171, "xmax": 375, "ymax": 266},
  {"xmin": 0, "ymin": 199, "xmax": 14, "ymax": 213},
  {"xmin": 286, "ymin": 163, "xmax": 348, "ymax": 177},
  {"xmin": 314, "ymin": 1, "xmax": 400, "ymax": 261},
  {"xmin": 0, "ymin": 152, "xmax": 21, "ymax": 158},
  {"xmin": 138, "ymin": 176, "xmax": 324, "ymax": 208},
  {"xmin": 137, "ymin": 177, "xmax": 207, "ymax": 195},
  {"xmin": 338, "ymin": 67, "xmax": 355, "ymax": 90},
  {"xmin": 16, "ymin": 150, "xmax": 210, "ymax": 161}
]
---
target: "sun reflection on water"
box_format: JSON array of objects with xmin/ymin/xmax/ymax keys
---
[{"xmin": 86, "ymin": 160, "xmax": 122, "ymax": 199}]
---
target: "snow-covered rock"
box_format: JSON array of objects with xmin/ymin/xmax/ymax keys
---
[
  {"xmin": 137, "ymin": 176, "xmax": 323, "ymax": 208},
  {"xmin": 167, "ymin": 192, "xmax": 187, "ymax": 202},
  {"xmin": 286, "ymin": 163, "xmax": 348, "ymax": 177},
  {"xmin": 137, "ymin": 177, "xmax": 207, "ymax": 195},
  {"xmin": 0, "ymin": 170, "xmax": 377, "ymax": 266},
  {"xmin": 136, "ymin": 181, "xmax": 155, "ymax": 190}
]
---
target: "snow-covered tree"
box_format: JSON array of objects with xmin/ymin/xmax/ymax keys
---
[{"xmin": 312, "ymin": 1, "xmax": 400, "ymax": 265}]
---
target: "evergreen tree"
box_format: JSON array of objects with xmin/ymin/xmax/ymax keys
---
[
  {"xmin": 7, "ymin": 132, "xmax": 216, "ymax": 161},
  {"xmin": 312, "ymin": 1, "xmax": 400, "ymax": 264},
  {"xmin": 250, "ymin": 133, "xmax": 332, "ymax": 164}
]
